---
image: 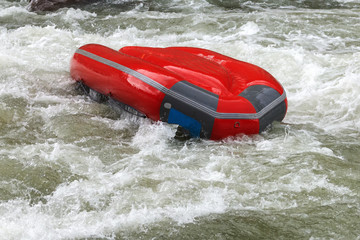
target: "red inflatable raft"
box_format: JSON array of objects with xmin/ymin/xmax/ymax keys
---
[{"xmin": 70, "ymin": 44, "xmax": 287, "ymax": 140}]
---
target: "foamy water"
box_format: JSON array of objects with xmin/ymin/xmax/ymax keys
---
[{"xmin": 1, "ymin": 0, "xmax": 359, "ymax": 239}]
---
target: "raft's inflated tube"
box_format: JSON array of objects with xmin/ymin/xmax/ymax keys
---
[{"xmin": 70, "ymin": 44, "xmax": 287, "ymax": 140}]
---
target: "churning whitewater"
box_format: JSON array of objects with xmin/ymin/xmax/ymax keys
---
[{"xmin": 0, "ymin": 0, "xmax": 359, "ymax": 239}]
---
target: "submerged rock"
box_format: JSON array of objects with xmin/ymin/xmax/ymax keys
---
[{"xmin": 27, "ymin": 0, "xmax": 87, "ymax": 12}]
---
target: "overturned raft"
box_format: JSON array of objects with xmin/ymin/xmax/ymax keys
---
[{"xmin": 70, "ymin": 44, "xmax": 287, "ymax": 140}]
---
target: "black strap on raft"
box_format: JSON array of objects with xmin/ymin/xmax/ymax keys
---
[
  {"xmin": 108, "ymin": 98, "xmax": 146, "ymax": 118},
  {"xmin": 75, "ymin": 81, "xmax": 145, "ymax": 118}
]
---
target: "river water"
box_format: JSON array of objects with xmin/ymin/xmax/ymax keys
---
[{"xmin": 1, "ymin": 0, "xmax": 359, "ymax": 239}]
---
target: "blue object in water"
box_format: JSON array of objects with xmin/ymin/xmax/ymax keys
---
[{"xmin": 167, "ymin": 108, "xmax": 202, "ymax": 137}]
